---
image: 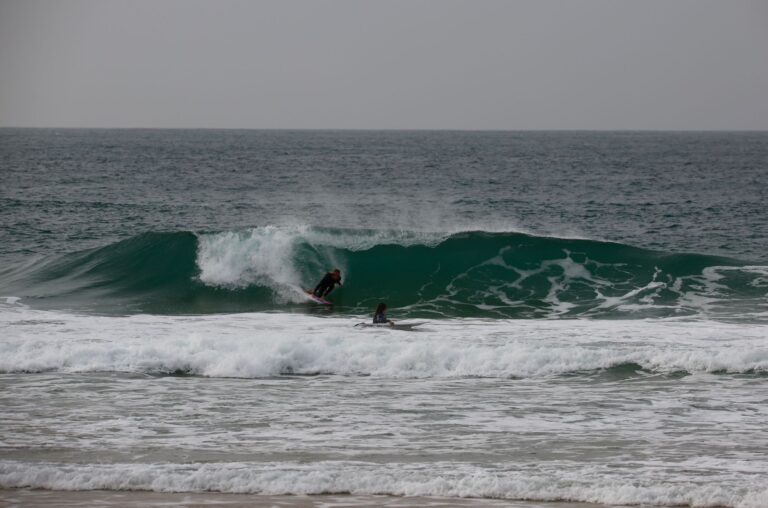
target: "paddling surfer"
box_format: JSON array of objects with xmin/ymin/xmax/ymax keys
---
[{"xmin": 373, "ymin": 302, "xmax": 394, "ymax": 326}]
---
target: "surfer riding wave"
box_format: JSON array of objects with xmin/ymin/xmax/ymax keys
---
[{"xmin": 311, "ymin": 269, "xmax": 342, "ymax": 298}]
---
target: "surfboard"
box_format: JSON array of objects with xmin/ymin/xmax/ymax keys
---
[
  {"xmin": 304, "ymin": 290, "xmax": 332, "ymax": 305},
  {"xmin": 354, "ymin": 322, "xmax": 425, "ymax": 331}
]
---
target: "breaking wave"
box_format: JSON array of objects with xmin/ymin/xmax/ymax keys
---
[{"xmin": 1, "ymin": 226, "xmax": 766, "ymax": 320}]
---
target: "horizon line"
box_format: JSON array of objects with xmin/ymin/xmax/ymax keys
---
[{"xmin": 2, "ymin": 126, "xmax": 767, "ymax": 133}]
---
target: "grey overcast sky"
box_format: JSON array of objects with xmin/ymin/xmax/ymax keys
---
[{"xmin": 1, "ymin": 0, "xmax": 767, "ymax": 130}]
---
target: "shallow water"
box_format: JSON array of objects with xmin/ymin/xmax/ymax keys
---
[{"xmin": 1, "ymin": 307, "xmax": 766, "ymax": 505}]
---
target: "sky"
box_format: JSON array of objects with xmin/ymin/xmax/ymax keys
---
[{"xmin": 1, "ymin": 0, "xmax": 767, "ymax": 130}]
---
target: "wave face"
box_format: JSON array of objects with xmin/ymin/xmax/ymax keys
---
[{"xmin": 3, "ymin": 226, "xmax": 766, "ymax": 320}]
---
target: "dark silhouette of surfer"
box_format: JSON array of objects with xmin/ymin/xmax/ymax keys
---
[
  {"xmin": 373, "ymin": 302, "xmax": 394, "ymax": 326},
  {"xmin": 312, "ymin": 269, "xmax": 342, "ymax": 298}
]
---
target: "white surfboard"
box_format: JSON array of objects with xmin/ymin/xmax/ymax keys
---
[{"xmin": 303, "ymin": 290, "xmax": 332, "ymax": 305}]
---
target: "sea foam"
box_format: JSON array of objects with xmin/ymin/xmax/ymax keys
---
[
  {"xmin": 0, "ymin": 460, "xmax": 766, "ymax": 508},
  {"xmin": 1, "ymin": 302, "xmax": 766, "ymax": 378}
]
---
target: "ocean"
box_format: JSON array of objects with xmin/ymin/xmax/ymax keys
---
[{"xmin": 1, "ymin": 129, "xmax": 767, "ymax": 507}]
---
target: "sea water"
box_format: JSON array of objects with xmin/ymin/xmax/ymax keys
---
[{"xmin": 0, "ymin": 129, "xmax": 767, "ymax": 507}]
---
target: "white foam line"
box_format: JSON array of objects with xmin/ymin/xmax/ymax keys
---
[
  {"xmin": 1, "ymin": 305, "xmax": 766, "ymax": 378},
  {"xmin": 0, "ymin": 460, "xmax": 765, "ymax": 508}
]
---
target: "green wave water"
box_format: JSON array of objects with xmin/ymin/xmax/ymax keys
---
[{"xmin": 2, "ymin": 227, "xmax": 766, "ymax": 320}]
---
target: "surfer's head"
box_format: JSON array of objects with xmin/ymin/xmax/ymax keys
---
[
  {"xmin": 332, "ymin": 269, "xmax": 341, "ymax": 280},
  {"xmin": 375, "ymin": 302, "xmax": 387, "ymax": 314}
]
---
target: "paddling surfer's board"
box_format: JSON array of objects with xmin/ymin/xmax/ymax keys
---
[
  {"xmin": 355, "ymin": 322, "xmax": 425, "ymax": 331},
  {"xmin": 304, "ymin": 290, "xmax": 332, "ymax": 305}
]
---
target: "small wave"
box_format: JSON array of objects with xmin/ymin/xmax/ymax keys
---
[{"xmin": 1, "ymin": 460, "xmax": 765, "ymax": 507}]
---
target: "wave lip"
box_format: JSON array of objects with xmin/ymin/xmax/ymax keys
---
[{"xmin": 1, "ymin": 226, "xmax": 766, "ymax": 320}]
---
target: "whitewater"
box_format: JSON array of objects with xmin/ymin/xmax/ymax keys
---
[
  {"xmin": 1, "ymin": 129, "xmax": 767, "ymax": 507},
  {"xmin": 2, "ymin": 300, "xmax": 767, "ymax": 507},
  {"xmin": 2, "ymin": 302, "xmax": 767, "ymax": 378}
]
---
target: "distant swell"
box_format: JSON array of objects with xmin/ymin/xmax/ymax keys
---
[{"xmin": 1, "ymin": 226, "xmax": 766, "ymax": 320}]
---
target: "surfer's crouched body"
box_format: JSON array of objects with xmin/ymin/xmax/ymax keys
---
[
  {"xmin": 373, "ymin": 302, "xmax": 394, "ymax": 326},
  {"xmin": 313, "ymin": 269, "xmax": 342, "ymax": 297}
]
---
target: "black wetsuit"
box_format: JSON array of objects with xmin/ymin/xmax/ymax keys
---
[
  {"xmin": 313, "ymin": 273, "xmax": 341, "ymax": 297},
  {"xmin": 373, "ymin": 312, "xmax": 388, "ymax": 324}
]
